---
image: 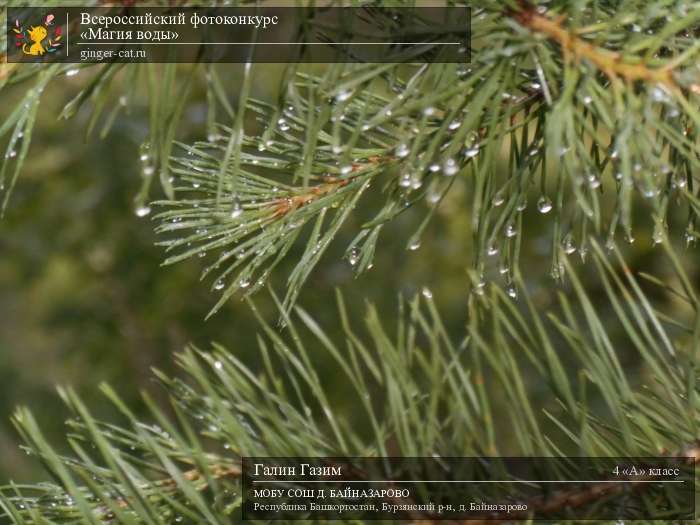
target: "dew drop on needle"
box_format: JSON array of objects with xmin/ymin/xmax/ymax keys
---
[
  {"xmin": 537, "ymin": 196, "xmax": 553, "ymax": 214},
  {"xmin": 135, "ymin": 205, "xmax": 151, "ymax": 218}
]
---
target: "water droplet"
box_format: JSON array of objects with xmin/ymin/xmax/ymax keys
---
[
  {"xmin": 492, "ymin": 191, "xmax": 505, "ymax": 207},
  {"xmin": 409, "ymin": 239, "xmax": 421, "ymax": 251},
  {"xmin": 506, "ymin": 284, "xmax": 518, "ymax": 299},
  {"xmin": 516, "ymin": 196, "xmax": 527, "ymax": 212},
  {"xmin": 230, "ymin": 199, "xmax": 243, "ymax": 219},
  {"xmin": 505, "ymin": 221, "xmax": 517, "ymax": 238},
  {"xmin": 340, "ymin": 164, "xmax": 353, "ymax": 175},
  {"xmin": 651, "ymin": 85, "xmax": 670, "ymax": 103},
  {"xmin": 65, "ymin": 68, "xmax": 79, "ymax": 77},
  {"xmin": 652, "ymin": 224, "xmax": 665, "ymax": 245},
  {"xmin": 587, "ymin": 173, "xmax": 601, "ymax": 189},
  {"xmin": 410, "ymin": 176, "xmax": 422, "ymax": 190},
  {"xmin": 428, "ymin": 163, "xmax": 441, "ymax": 173},
  {"xmin": 395, "ymin": 143, "xmax": 410, "ymax": 158},
  {"xmin": 550, "ymin": 264, "xmax": 563, "ymax": 281},
  {"xmin": 139, "ymin": 149, "xmax": 150, "ymax": 163},
  {"xmin": 449, "ymin": 119, "xmax": 461, "ymax": 130},
  {"xmin": 486, "ymin": 243, "xmax": 499, "ymax": 256},
  {"xmin": 335, "ymin": 90, "xmax": 352, "ymax": 102},
  {"xmin": 443, "ymin": 158, "xmax": 458, "ymax": 176},
  {"xmin": 537, "ymin": 196, "xmax": 553, "ymax": 214},
  {"xmin": 563, "ymin": 234, "xmax": 576, "ymax": 254},
  {"xmin": 421, "ymin": 287, "xmax": 433, "ymax": 299},
  {"xmin": 673, "ymin": 175, "xmax": 688, "ymax": 189},
  {"xmin": 239, "ymin": 277, "xmax": 251, "ymax": 288},
  {"xmin": 214, "ymin": 280, "xmax": 225, "ymax": 291},
  {"xmin": 423, "ymin": 106, "xmax": 436, "ymax": 116},
  {"xmin": 142, "ymin": 165, "xmax": 155, "ymax": 177},
  {"xmin": 684, "ymin": 230, "xmax": 695, "ymax": 246},
  {"xmin": 135, "ymin": 205, "xmax": 151, "ymax": 217},
  {"xmin": 583, "ymin": 95, "xmax": 592, "ymax": 105},
  {"xmin": 348, "ymin": 248, "xmax": 359, "ymax": 266},
  {"xmin": 464, "ymin": 146, "xmax": 480, "ymax": 158},
  {"xmin": 578, "ymin": 242, "xmax": 588, "ymax": 262},
  {"xmin": 277, "ymin": 118, "xmax": 290, "ymax": 132},
  {"xmin": 399, "ymin": 173, "xmax": 411, "ymax": 188},
  {"xmin": 426, "ymin": 186, "xmax": 441, "ymax": 204},
  {"xmin": 642, "ymin": 186, "xmax": 658, "ymax": 199},
  {"xmin": 6, "ymin": 150, "xmax": 16, "ymax": 159}
]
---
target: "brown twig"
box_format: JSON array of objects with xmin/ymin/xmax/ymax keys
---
[
  {"xmin": 270, "ymin": 155, "xmax": 386, "ymax": 218},
  {"xmin": 512, "ymin": 2, "xmax": 678, "ymax": 90},
  {"xmin": 271, "ymin": 178, "xmax": 351, "ymax": 217}
]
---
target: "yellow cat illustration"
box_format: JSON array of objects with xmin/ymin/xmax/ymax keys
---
[{"xmin": 23, "ymin": 25, "xmax": 48, "ymax": 56}]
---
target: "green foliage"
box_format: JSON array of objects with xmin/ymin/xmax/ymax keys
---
[
  {"xmin": 1, "ymin": 240, "xmax": 698, "ymax": 522},
  {"xmin": 2, "ymin": 0, "xmax": 700, "ymax": 523},
  {"xmin": 3, "ymin": 2, "xmax": 700, "ymax": 312}
]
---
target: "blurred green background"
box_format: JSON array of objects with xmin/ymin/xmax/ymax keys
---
[{"xmin": 0, "ymin": 64, "xmax": 697, "ymax": 483}]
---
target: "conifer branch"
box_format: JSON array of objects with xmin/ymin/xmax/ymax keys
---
[
  {"xmin": 3, "ymin": 238, "xmax": 699, "ymax": 522},
  {"xmin": 514, "ymin": 5, "xmax": 676, "ymax": 88},
  {"xmin": 2, "ymin": 4, "xmax": 700, "ymax": 524},
  {"xmin": 4, "ymin": 3, "xmax": 700, "ymax": 312},
  {"xmin": 412, "ymin": 444, "xmax": 700, "ymax": 525}
]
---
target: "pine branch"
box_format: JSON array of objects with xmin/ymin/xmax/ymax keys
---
[
  {"xmin": 2, "ymin": 3, "xmax": 700, "ymax": 522},
  {"xmin": 4, "ymin": 2, "xmax": 700, "ymax": 312},
  {"xmin": 413, "ymin": 444, "xmax": 700, "ymax": 525},
  {"xmin": 516, "ymin": 10, "xmax": 672, "ymax": 87},
  {"xmin": 151, "ymin": 2, "xmax": 700, "ymax": 313},
  {"xmin": 153, "ymin": 90, "xmax": 414, "ymax": 317},
  {"xmin": 3, "ymin": 237, "xmax": 698, "ymax": 522}
]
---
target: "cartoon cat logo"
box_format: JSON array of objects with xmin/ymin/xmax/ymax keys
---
[
  {"xmin": 23, "ymin": 25, "xmax": 48, "ymax": 56},
  {"xmin": 12, "ymin": 13, "xmax": 62, "ymax": 58}
]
